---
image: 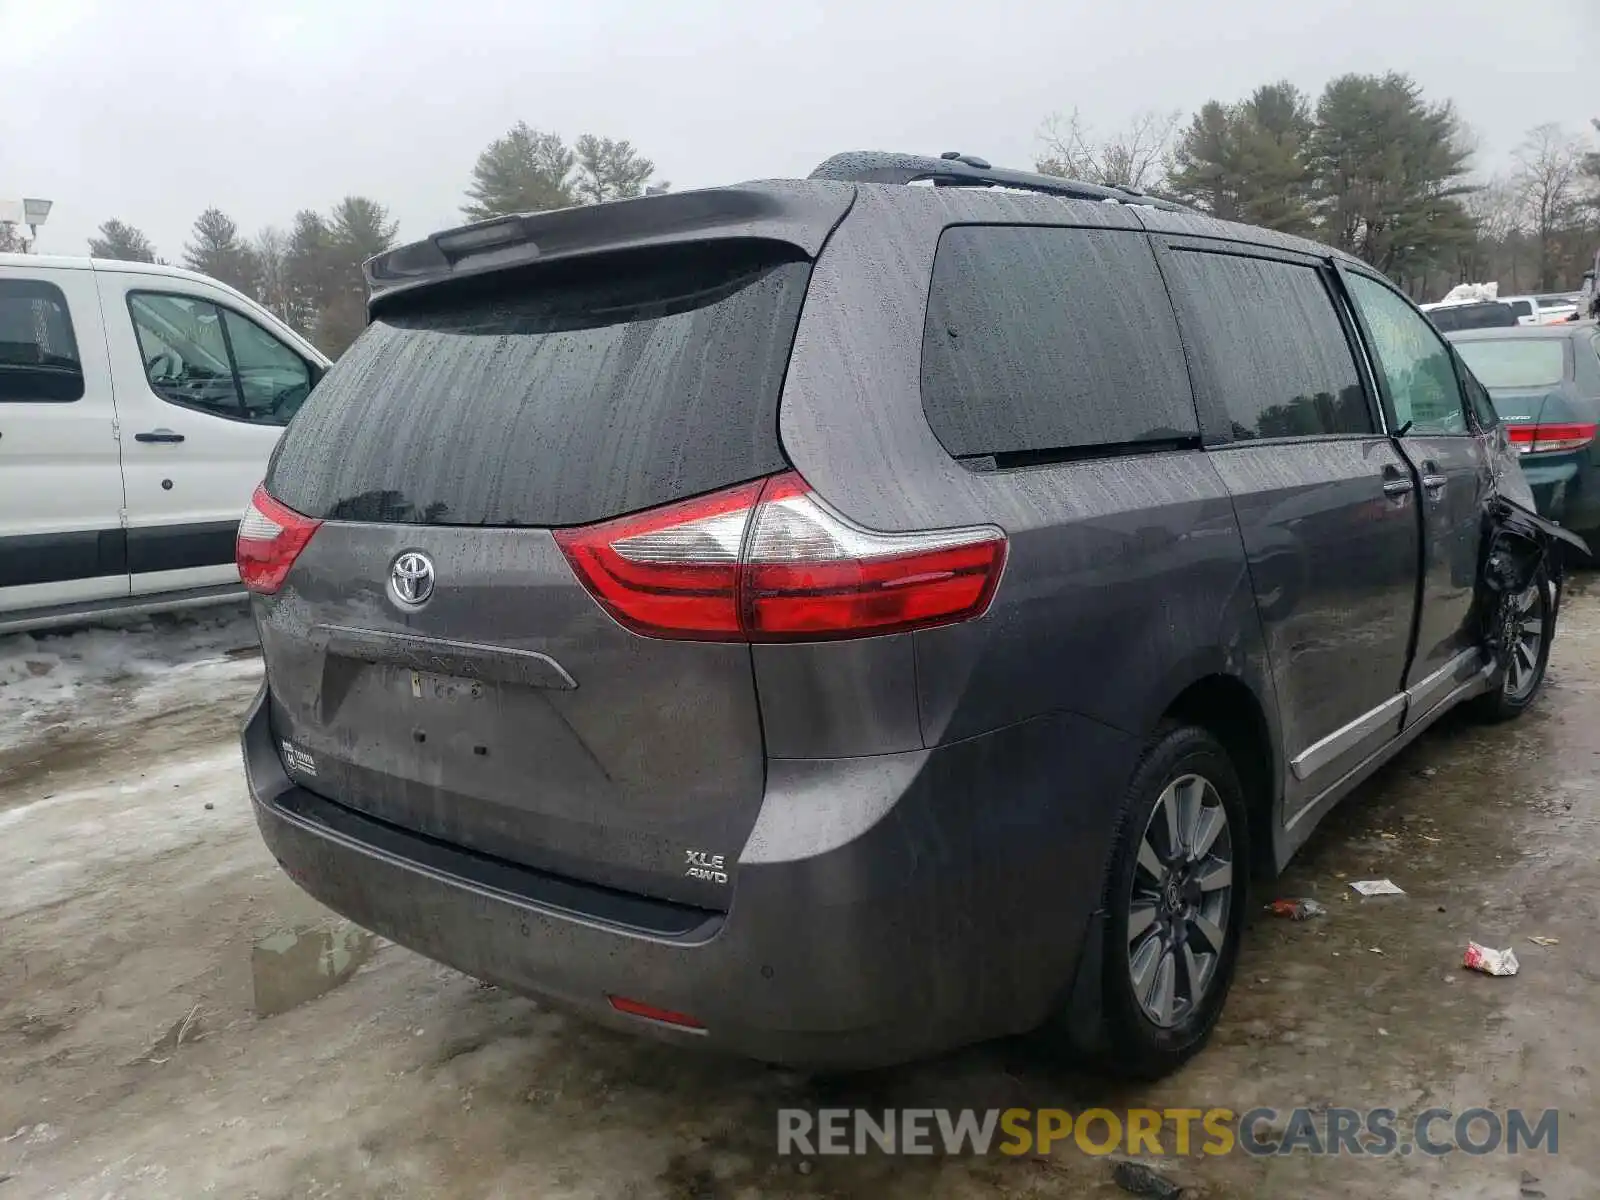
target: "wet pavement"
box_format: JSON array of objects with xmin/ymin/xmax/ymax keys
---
[{"xmin": 0, "ymin": 592, "xmax": 1596, "ymax": 1197}]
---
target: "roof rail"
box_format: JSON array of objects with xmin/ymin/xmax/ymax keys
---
[{"xmin": 807, "ymin": 151, "xmax": 1197, "ymax": 214}]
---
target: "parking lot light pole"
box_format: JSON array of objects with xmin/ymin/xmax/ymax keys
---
[
  {"xmin": 23, "ymin": 200, "xmax": 52, "ymax": 251},
  {"xmin": 1, "ymin": 198, "xmax": 53, "ymax": 251},
  {"xmin": 23, "ymin": 198, "xmax": 53, "ymax": 250}
]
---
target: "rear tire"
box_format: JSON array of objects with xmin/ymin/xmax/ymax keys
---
[
  {"xmin": 1091, "ymin": 725, "xmax": 1249, "ymax": 1079},
  {"xmin": 1472, "ymin": 571, "xmax": 1556, "ymax": 723}
]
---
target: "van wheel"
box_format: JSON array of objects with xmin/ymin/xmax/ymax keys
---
[
  {"xmin": 1096, "ymin": 725, "xmax": 1249, "ymax": 1079},
  {"xmin": 1473, "ymin": 573, "xmax": 1556, "ymax": 723}
]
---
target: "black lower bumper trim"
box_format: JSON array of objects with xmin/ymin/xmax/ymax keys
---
[{"xmin": 268, "ymin": 786, "xmax": 719, "ymax": 940}]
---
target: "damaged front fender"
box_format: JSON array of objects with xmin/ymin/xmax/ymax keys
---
[{"xmin": 1476, "ymin": 496, "xmax": 1589, "ymax": 675}]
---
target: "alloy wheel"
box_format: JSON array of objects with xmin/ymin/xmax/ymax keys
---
[
  {"xmin": 1127, "ymin": 773, "xmax": 1234, "ymax": 1029},
  {"xmin": 1504, "ymin": 582, "xmax": 1547, "ymax": 701}
]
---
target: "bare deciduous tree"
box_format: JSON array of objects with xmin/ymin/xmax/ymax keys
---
[
  {"xmin": 254, "ymin": 226, "xmax": 292, "ymax": 322},
  {"xmin": 1513, "ymin": 124, "xmax": 1585, "ymax": 291},
  {"xmin": 1459, "ymin": 176, "xmax": 1529, "ymax": 289},
  {"xmin": 1034, "ymin": 108, "xmax": 1181, "ymax": 192}
]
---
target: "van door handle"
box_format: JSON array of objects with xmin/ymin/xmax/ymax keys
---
[
  {"xmin": 1420, "ymin": 461, "xmax": 1447, "ymax": 492},
  {"xmin": 134, "ymin": 429, "xmax": 185, "ymax": 443},
  {"xmin": 1381, "ymin": 465, "xmax": 1413, "ymax": 497}
]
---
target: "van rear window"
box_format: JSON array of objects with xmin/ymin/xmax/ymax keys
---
[{"xmin": 267, "ymin": 245, "xmax": 810, "ymax": 527}]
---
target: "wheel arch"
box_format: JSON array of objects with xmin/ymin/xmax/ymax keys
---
[{"xmin": 1160, "ymin": 671, "xmax": 1282, "ymax": 880}]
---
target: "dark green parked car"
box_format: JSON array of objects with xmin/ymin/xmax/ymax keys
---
[{"xmin": 1450, "ymin": 322, "xmax": 1600, "ymax": 543}]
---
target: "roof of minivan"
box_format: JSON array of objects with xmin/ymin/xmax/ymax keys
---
[
  {"xmin": 364, "ymin": 170, "xmax": 1371, "ymax": 313},
  {"xmin": 1127, "ymin": 204, "xmax": 1365, "ymax": 269}
]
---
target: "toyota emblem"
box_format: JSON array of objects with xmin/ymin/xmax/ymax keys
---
[{"xmin": 390, "ymin": 551, "xmax": 435, "ymax": 607}]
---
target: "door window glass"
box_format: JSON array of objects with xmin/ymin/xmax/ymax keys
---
[
  {"xmin": 130, "ymin": 292, "xmax": 308, "ymax": 426},
  {"xmin": 1161, "ymin": 250, "xmax": 1372, "ymax": 439},
  {"xmin": 0, "ymin": 279, "xmax": 84, "ymax": 402},
  {"xmin": 130, "ymin": 293, "xmax": 242, "ymax": 417},
  {"xmin": 1346, "ymin": 275, "xmax": 1469, "ymax": 435},
  {"xmin": 1454, "ymin": 354, "xmax": 1499, "ymax": 429},
  {"xmin": 222, "ymin": 309, "xmax": 312, "ymax": 423}
]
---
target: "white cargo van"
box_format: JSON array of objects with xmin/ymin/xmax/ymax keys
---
[{"xmin": 0, "ymin": 254, "xmax": 331, "ymax": 633}]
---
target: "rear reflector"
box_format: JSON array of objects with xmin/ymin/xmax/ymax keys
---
[
  {"xmin": 555, "ymin": 471, "xmax": 1007, "ymax": 641},
  {"xmin": 237, "ymin": 484, "xmax": 322, "ymax": 594},
  {"xmin": 606, "ymin": 994, "xmax": 705, "ymax": 1030},
  {"xmin": 1507, "ymin": 422, "xmax": 1600, "ymax": 455}
]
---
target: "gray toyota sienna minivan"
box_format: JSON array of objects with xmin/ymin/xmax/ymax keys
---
[{"xmin": 240, "ymin": 151, "xmax": 1556, "ymax": 1078}]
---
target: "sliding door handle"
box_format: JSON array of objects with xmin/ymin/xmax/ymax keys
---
[{"xmin": 135, "ymin": 429, "xmax": 185, "ymax": 444}]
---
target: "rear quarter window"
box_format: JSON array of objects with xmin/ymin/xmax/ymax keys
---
[
  {"xmin": 919, "ymin": 225, "xmax": 1197, "ymax": 461},
  {"xmin": 0, "ymin": 278, "xmax": 84, "ymax": 403}
]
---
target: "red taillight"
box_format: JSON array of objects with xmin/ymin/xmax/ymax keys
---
[
  {"xmin": 1506, "ymin": 422, "xmax": 1599, "ymax": 455},
  {"xmin": 606, "ymin": 994, "xmax": 705, "ymax": 1030},
  {"xmin": 554, "ymin": 471, "xmax": 1008, "ymax": 642},
  {"xmin": 236, "ymin": 484, "xmax": 322, "ymax": 594}
]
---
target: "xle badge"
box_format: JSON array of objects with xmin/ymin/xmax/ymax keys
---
[{"xmin": 685, "ymin": 850, "xmax": 728, "ymax": 885}]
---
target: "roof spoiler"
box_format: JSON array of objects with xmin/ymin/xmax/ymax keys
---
[{"xmin": 363, "ymin": 182, "xmax": 854, "ymax": 314}]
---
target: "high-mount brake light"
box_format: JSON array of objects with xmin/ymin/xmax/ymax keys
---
[
  {"xmin": 236, "ymin": 484, "xmax": 322, "ymax": 594},
  {"xmin": 554, "ymin": 471, "xmax": 1007, "ymax": 641}
]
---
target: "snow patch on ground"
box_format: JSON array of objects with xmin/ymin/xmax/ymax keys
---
[
  {"xmin": 0, "ymin": 748, "xmax": 246, "ymax": 920},
  {"xmin": 0, "ymin": 605, "xmax": 259, "ymax": 750}
]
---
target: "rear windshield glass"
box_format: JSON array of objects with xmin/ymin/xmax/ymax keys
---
[
  {"xmin": 921, "ymin": 225, "xmax": 1197, "ymax": 461},
  {"xmin": 1506, "ymin": 300, "xmax": 1533, "ymax": 318},
  {"xmin": 1427, "ymin": 304, "xmax": 1518, "ymax": 333},
  {"xmin": 1455, "ymin": 339, "xmax": 1567, "ymax": 389},
  {"xmin": 267, "ymin": 246, "xmax": 810, "ymax": 527}
]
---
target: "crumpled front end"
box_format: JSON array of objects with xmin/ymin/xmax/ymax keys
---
[{"xmin": 1476, "ymin": 496, "xmax": 1590, "ymax": 675}]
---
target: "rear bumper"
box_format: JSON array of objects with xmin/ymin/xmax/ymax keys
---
[
  {"xmin": 1522, "ymin": 457, "xmax": 1600, "ymax": 537},
  {"xmin": 243, "ymin": 685, "xmax": 1136, "ymax": 1069}
]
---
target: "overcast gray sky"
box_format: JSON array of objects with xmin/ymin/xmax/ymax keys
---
[{"xmin": 3, "ymin": 0, "xmax": 1595, "ymax": 259}]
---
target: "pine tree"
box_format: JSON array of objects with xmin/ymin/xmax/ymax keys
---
[
  {"xmin": 573, "ymin": 135, "xmax": 656, "ymax": 203},
  {"xmin": 182, "ymin": 208, "xmax": 261, "ymax": 295},
  {"xmin": 88, "ymin": 218, "xmax": 158, "ymax": 263},
  {"xmin": 462, "ymin": 123, "xmax": 576, "ymax": 219},
  {"xmin": 1305, "ymin": 73, "xmax": 1475, "ymax": 280}
]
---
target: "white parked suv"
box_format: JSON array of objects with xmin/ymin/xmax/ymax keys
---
[{"xmin": 0, "ymin": 254, "xmax": 331, "ymax": 633}]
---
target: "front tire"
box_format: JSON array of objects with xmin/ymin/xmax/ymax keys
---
[
  {"xmin": 1096, "ymin": 725, "xmax": 1249, "ymax": 1079},
  {"xmin": 1472, "ymin": 571, "xmax": 1556, "ymax": 723}
]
